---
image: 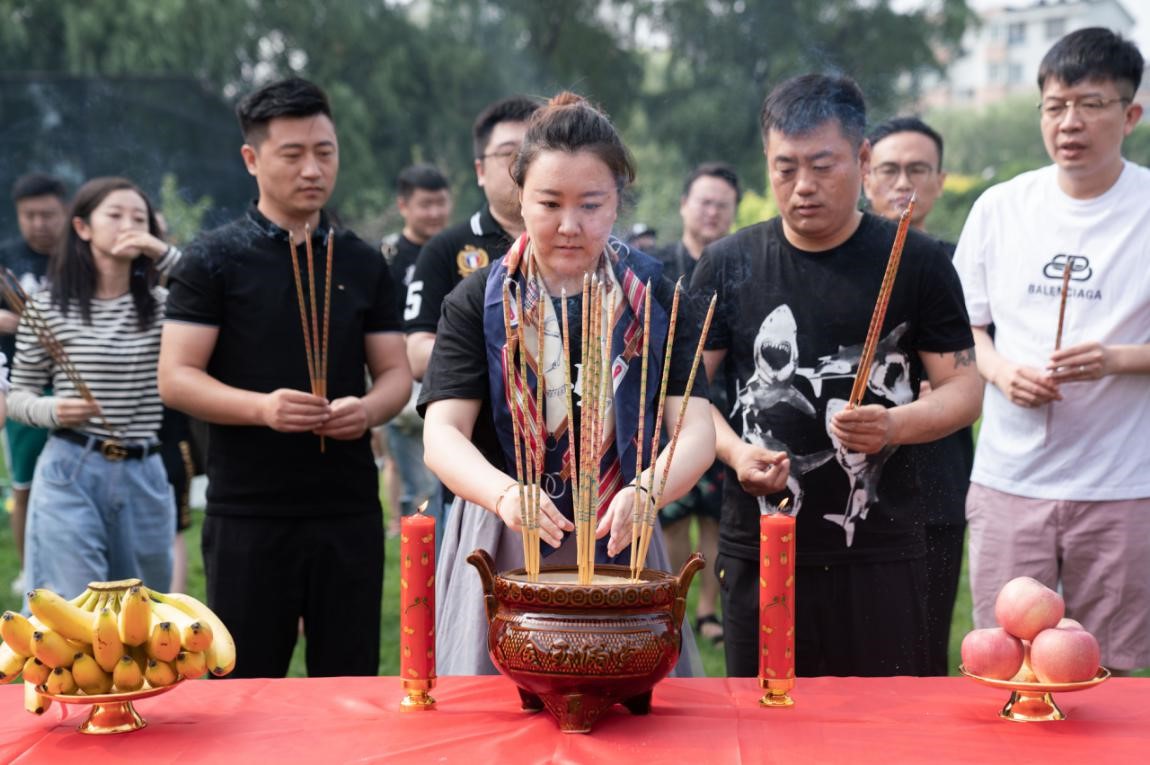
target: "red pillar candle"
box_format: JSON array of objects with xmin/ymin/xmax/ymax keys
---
[
  {"xmin": 400, "ymin": 510, "xmax": 436, "ymax": 710},
  {"xmin": 759, "ymin": 512, "xmax": 796, "ymax": 707}
]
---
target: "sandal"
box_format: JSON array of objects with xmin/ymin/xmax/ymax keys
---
[{"xmin": 696, "ymin": 614, "xmax": 724, "ymax": 646}]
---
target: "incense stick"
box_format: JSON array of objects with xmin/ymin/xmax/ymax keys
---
[
  {"xmin": 502, "ymin": 279, "xmax": 531, "ymax": 578},
  {"xmin": 848, "ymin": 194, "xmax": 916, "ymax": 408},
  {"xmin": 287, "ymin": 231, "xmax": 318, "ymax": 396},
  {"xmin": 533, "ymin": 285, "xmax": 546, "ymax": 581},
  {"xmin": 653, "ymin": 292, "xmax": 717, "ymax": 514},
  {"xmin": 635, "ymin": 279, "xmax": 683, "ymax": 577},
  {"xmin": 560, "ymin": 288, "xmax": 579, "ymax": 583},
  {"xmin": 0, "ymin": 271, "xmax": 117, "ymax": 436},
  {"xmin": 629, "ymin": 282, "xmax": 653, "ymax": 580},
  {"xmin": 1054, "ymin": 255, "xmax": 1074, "ymax": 351}
]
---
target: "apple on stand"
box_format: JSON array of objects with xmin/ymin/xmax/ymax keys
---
[
  {"xmin": 994, "ymin": 577, "xmax": 1065, "ymax": 641},
  {"xmin": 1030, "ymin": 628, "xmax": 1101, "ymax": 683},
  {"xmin": 961, "ymin": 628, "xmax": 1025, "ymax": 680}
]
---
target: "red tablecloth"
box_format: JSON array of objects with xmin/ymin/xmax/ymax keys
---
[{"xmin": 0, "ymin": 676, "xmax": 1144, "ymax": 764}]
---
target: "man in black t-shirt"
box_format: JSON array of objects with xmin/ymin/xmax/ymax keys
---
[
  {"xmin": 863, "ymin": 117, "xmax": 974, "ymax": 677},
  {"xmin": 0, "ymin": 173, "xmax": 68, "ymax": 597},
  {"xmin": 380, "ymin": 164, "xmax": 451, "ymax": 536},
  {"xmin": 404, "ymin": 96, "xmax": 540, "ymax": 380},
  {"xmin": 160, "ymin": 78, "xmax": 412, "ymax": 678},
  {"xmin": 692, "ymin": 74, "xmax": 981, "ymax": 677},
  {"xmin": 651, "ymin": 162, "xmax": 741, "ymax": 645}
]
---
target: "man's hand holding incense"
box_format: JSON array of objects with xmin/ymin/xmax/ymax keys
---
[
  {"xmin": 597, "ymin": 486, "xmax": 640, "ymax": 558},
  {"xmin": 259, "ymin": 388, "xmax": 330, "ymax": 432},
  {"xmin": 314, "ymin": 396, "xmax": 370, "ymax": 440},
  {"xmin": 831, "ymin": 403, "xmax": 897, "ymax": 454},
  {"xmin": 54, "ymin": 397, "xmax": 102, "ymax": 427},
  {"xmin": 1048, "ymin": 341, "xmax": 1111, "ymax": 382},
  {"xmin": 493, "ymin": 483, "xmax": 573, "ymax": 548},
  {"xmin": 730, "ymin": 442, "xmax": 790, "ymax": 496},
  {"xmin": 993, "ymin": 361, "xmax": 1061, "ymax": 407}
]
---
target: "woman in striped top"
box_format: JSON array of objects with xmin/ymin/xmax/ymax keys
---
[{"xmin": 10, "ymin": 177, "xmax": 181, "ymax": 599}]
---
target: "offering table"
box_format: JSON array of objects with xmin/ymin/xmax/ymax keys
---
[{"xmin": 0, "ymin": 675, "xmax": 1144, "ymax": 763}]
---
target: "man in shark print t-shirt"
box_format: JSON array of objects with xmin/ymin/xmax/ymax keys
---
[{"xmin": 691, "ymin": 74, "xmax": 980, "ymax": 678}]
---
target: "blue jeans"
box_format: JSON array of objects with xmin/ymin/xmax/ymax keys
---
[{"xmin": 25, "ymin": 435, "xmax": 175, "ymax": 601}]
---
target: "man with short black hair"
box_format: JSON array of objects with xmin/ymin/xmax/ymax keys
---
[
  {"xmin": 863, "ymin": 116, "xmax": 972, "ymax": 677},
  {"xmin": 651, "ymin": 162, "xmax": 741, "ymax": 646},
  {"xmin": 954, "ymin": 28, "xmax": 1150, "ymax": 675},
  {"xmin": 1, "ymin": 173, "xmax": 68, "ymax": 595},
  {"xmin": 863, "ymin": 117, "xmax": 947, "ymax": 232},
  {"xmin": 380, "ymin": 164, "xmax": 451, "ymax": 534},
  {"xmin": 160, "ymin": 77, "xmax": 412, "ymax": 678},
  {"xmin": 694, "ymin": 73, "xmax": 981, "ymax": 677},
  {"xmin": 404, "ymin": 96, "xmax": 541, "ymax": 380}
]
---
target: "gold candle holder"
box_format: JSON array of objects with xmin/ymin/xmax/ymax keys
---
[
  {"xmin": 400, "ymin": 678, "xmax": 437, "ymax": 711},
  {"xmin": 759, "ymin": 678, "xmax": 795, "ymax": 708}
]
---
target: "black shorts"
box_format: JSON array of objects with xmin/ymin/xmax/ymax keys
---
[{"xmin": 717, "ymin": 551, "xmax": 930, "ymax": 677}]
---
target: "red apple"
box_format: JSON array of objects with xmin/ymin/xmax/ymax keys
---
[
  {"xmin": 994, "ymin": 577, "xmax": 1065, "ymax": 640},
  {"xmin": 961, "ymin": 628, "xmax": 1025, "ymax": 680},
  {"xmin": 1057, "ymin": 617, "xmax": 1084, "ymax": 631},
  {"xmin": 1030, "ymin": 628, "xmax": 1100, "ymax": 683}
]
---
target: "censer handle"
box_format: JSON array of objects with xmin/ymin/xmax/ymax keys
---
[
  {"xmin": 466, "ymin": 549, "xmax": 500, "ymax": 624},
  {"xmin": 672, "ymin": 552, "xmax": 706, "ymax": 626}
]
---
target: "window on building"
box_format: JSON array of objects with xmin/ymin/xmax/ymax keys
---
[
  {"xmin": 1045, "ymin": 18, "xmax": 1066, "ymax": 39},
  {"xmin": 1008, "ymin": 22, "xmax": 1026, "ymax": 45},
  {"xmin": 988, "ymin": 63, "xmax": 1000, "ymax": 82},
  {"xmin": 1008, "ymin": 62, "xmax": 1023, "ymax": 84}
]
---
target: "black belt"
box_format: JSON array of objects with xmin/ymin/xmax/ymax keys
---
[{"xmin": 53, "ymin": 429, "xmax": 161, "ymax": 462}]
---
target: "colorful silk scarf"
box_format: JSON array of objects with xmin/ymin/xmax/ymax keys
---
[{"xmin": 483, "ymin": 235, "xmax": 667, "ymax": 561}]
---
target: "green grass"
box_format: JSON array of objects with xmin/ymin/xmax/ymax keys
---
[{"xmin": 2, "ymin": 478, "xmax": 1140, "ymax": 678}]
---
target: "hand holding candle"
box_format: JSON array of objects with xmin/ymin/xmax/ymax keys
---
[
  {"xmin": 400, "ymin": 505, "xmax": 436, "ymax": 710},
  {"xmin": 759, "ymin": 497, "xmax": 795, "ymax": 707}
]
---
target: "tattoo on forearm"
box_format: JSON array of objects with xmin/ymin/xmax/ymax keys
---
[{"xmin": 953, "ymin": 347, "xmax": 976, "ymax": 368}]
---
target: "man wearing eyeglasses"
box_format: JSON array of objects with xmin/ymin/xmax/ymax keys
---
[
  {"xmin": 864, "ymin": 117, "xmax": 972, "ymax": 678},
  {"xmin": 953, "ymin": 28, "xmax": 1150, "ymax": 676},
  {"xmin": 404, "ymin": 96, "xmax": 541, "ymax": 381},
  {"xmin": 862, "ymin": 118, "xmax": 946, "ymax": 233}
]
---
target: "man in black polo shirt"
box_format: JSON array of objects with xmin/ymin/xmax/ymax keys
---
[
  {"xmin": 404, "ymin": 95, "xmax": 540, "ymax": 380},
  {"xmin": 0, "ymin": 173, "xmax": 68, "ymax": 597},
  {"xmin": 160, "ymin": 78, "xmax": 412, "ymax": 678},
  {"xmin": 863, "ymin": 116, "xmax": 973, "ymax": 677},
  {"xmin": 651, "ymin": 162, "xmax": 741, "ymax": 282},
  {"xmin": 693, "ymin": 74, "xmax": 981, "ymax": 677}
]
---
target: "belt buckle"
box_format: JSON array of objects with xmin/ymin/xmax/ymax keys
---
[{"xmin": 101, "ymin": 439, "xmax": 129, "ymax": 461}]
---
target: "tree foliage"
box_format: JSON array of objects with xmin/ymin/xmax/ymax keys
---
[{"xmin": 2, "ymin": 0, "xmax": 976, "ymax": 239}]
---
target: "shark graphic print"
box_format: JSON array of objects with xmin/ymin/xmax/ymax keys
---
[{"xmin": 734, "ymin": 307, "xmax": 914, "ymax": 546}]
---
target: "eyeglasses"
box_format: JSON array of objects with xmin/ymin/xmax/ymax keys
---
[
  {"xmin": 1038, "ymin": 96, "xmax": 1130, "ymax": 120},
  {"xmin": 870, "ymin": 162, "xmax": 936, "ymax": 183},
  {"xmin": 478, "ymin": 149, "xmax": 517, "ymax": 162}
]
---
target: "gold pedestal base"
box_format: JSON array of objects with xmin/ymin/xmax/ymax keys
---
[
  {"xmin": 1000, "ymin": 690, "xmax": 1064, "ymax": 722},
  {"xmin": 759, "ymin": 679, "xmax": 795, "ymax": 708},
  {"xmin": 961, "ymin": 664, "xmax": 1110, "ymax": 723},
  {"xmin": 78, "ymin": 701, "xmax": 148, "ymax": 734},
  {"xmin": 400, "ymin": 679, "xmax": 437, "ymax": 711}
]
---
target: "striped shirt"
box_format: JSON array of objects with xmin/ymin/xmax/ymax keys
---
[{"xmin": 8, "ymin": 287, "xmax": 169, "ymax": 440}]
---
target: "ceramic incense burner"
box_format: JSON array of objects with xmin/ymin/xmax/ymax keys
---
[{"xmin": 468, "ymin": 549, "xmax": 703, "ymax": 733}]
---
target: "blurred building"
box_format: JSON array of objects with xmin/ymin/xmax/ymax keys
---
[{"xmin": 924, "ymin": 0, "xmax": 1147, "ymax": 115}]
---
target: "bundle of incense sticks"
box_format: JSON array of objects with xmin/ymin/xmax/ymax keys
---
[
  {"xmin": 501, "ymin": 279, "xmax": 542, "ymax": 581},
  {"xmin": 848, "ymin": 193, "xmax": 917, "ymax": 408},
  {"xmin": 288, "ymin": 226, "xmax": 334, "ymax": 452},
  {"xmin": 0, "ymin": 269, "xmax": 116, "ymax": 436}
]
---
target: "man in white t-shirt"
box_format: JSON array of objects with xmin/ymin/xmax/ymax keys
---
[{"xmin": 953, "ymin": 27, "xmax": 1150, "ymax": 674}]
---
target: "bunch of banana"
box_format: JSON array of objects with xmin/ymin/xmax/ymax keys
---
[{"xmin": 0, "ymin": 579, "xmax": 235, "ymax": 715}]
